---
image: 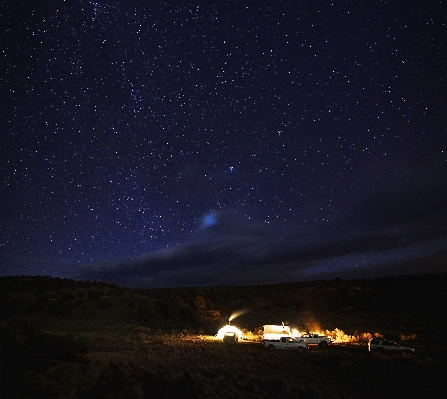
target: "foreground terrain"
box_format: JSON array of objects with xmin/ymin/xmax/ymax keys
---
[{"xmin": 1, "ymin": 274, "xmax": 447, "ymax": 398}]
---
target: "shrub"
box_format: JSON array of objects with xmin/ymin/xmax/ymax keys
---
[
  {"xmin": 97, "ymin": 297, "xmax": 113, "ymax": 310},
  {"xmin": 87, "ymin": 289, "xmax": 103, "ymax": 302},
  {"xmin": 61, "ymin": 292, "xmax": 76, "ymax": 302},
  {"xmin": 137, "ymin": 301, "xmax": 157, "ymax": 323},
  {"xmin": 49, "ymin": 300, "xmax": 73, "ymax": 317},
  {"xmin": 35, "ymin": 333, "xmax": 89, "ymax": 360}
]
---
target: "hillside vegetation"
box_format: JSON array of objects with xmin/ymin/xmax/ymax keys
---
[{"xmin": 1, "ymin": 274, "xmax": 447, "ymax": 398}]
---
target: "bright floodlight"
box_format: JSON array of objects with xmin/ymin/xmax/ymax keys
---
[{"xmin": 216, "ymin": 324, "xmax": 243, "ymax": 339}]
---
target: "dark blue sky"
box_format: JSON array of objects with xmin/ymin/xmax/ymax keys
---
[{"xmin": 2, "ymin": 1, "xmax": 446, "ymax": 287}]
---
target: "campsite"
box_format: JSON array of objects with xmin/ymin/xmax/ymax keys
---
[{"xmin": 1, "ymin": 274, "xmax": 446, "ymax": 398}]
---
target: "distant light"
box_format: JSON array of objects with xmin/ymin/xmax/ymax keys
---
[
  {"xmin": 229, "ymin": 310, "xmax": 248, "ymax": 322},
  {"xmin": 216, "ymin": 324, "xmax": 243, "ymax": 340}
]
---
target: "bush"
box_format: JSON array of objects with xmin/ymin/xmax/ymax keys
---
[
  {"xmin": 97, "ymin": 297, "xmax": 113, "ymax": 310},
  {"xmin": 61, "ymin": 292, "xmax": 76, "ymax": 302},
  {"xmin": 87, "ymin": 289, "xmax": 104, "ymax": 302},
  {"xmin": 49, "ymin": 300, "xmax": 73, "ymax": 317}
]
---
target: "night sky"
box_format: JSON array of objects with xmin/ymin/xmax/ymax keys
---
[{"xmin": 2, "ymin": 1, "xmax": 446, "ymax": 288}]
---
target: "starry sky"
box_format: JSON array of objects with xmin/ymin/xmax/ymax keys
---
[{"xmin": 2, "ymin": 1, "xmax": 446, "ymax": 288}]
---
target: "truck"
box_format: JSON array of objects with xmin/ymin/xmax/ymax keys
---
[
  {"xmin": 263, "ymin": 325, "xmax": 331, "ymax": 348},
  {"xmin": 262, "ymin": 336, "xmax": 308, "ymax": 352},
  {"xmin": 299, "ymin": 333, "xmax": 331, "ymax": 347},
  {"xmin": 368, "ymin": 339, "xmax": 414, "ymax": 353}
]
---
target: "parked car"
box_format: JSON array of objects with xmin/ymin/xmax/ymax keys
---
[
  {"xmin": 262, "ymin": 336, "xmax": 308, "ymax": 352},
  {"xmin": 222, "ymin": 332, "xmax": 238, "ymax": 343},
  {"xmin": 300, "ymin": 333, "xmax": 331, "ymax": 347},
  {"xmin": 368, "ymin": 339, "xmax": 414, "ymax": 353}
]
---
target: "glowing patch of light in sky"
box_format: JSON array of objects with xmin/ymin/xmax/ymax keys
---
[{"xmin": 202, "ymin": 212, "xmax": 217, "ymax": 228}]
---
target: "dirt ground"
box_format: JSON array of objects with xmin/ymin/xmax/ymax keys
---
[
  {"xmin": 6, "ymin": 317, "xmax": 443, "ymax": 399},
  {"xmin": 92, "ymin": 335, "xmax": 446, "ymax": 399}
]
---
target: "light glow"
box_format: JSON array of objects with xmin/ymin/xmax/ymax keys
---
[
  {"xmin": 216, "ymin": 324, "xmax": 243, "ymax": 340},
  {"xmin": 229, "ymin": 310, "xmax": 248, "ymax": 322},
  {"xmin": 295, "ymin": 328, "xmax": 384, "ymax": 344}
]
